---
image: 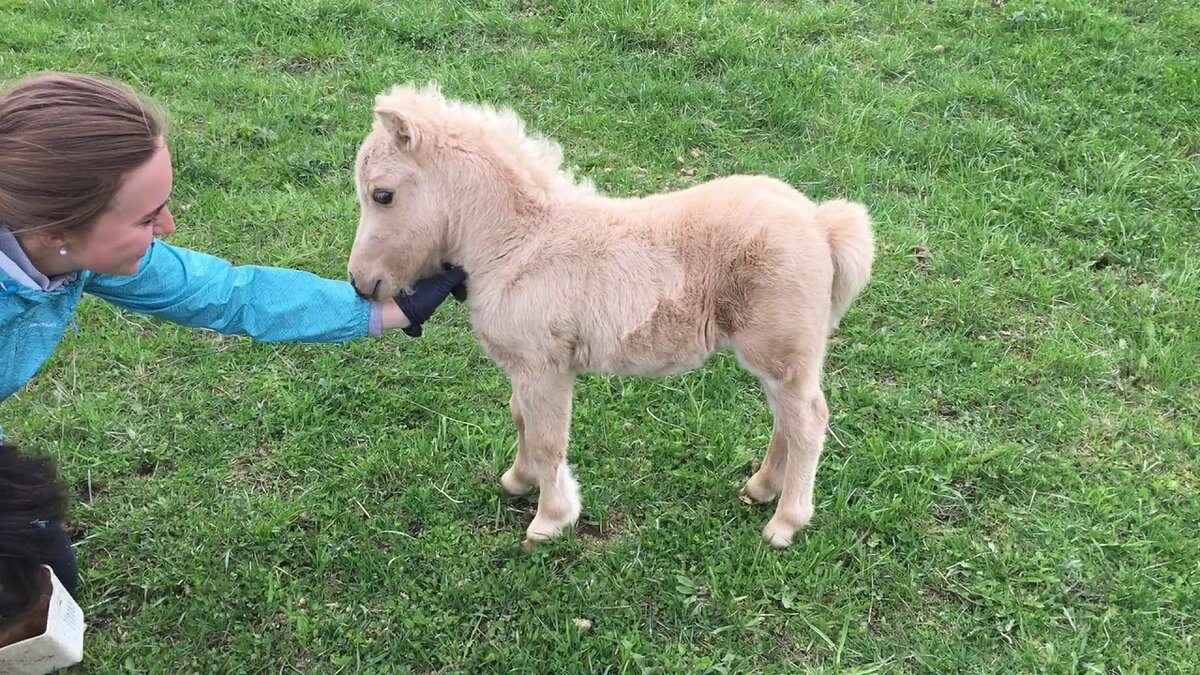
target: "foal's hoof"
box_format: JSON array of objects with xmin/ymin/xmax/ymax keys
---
[
  {"xmin": 762, "ymin": 521, "xmax": 797, "ymax": 548},
  {"xmin": 521, "ymin": 506, "xmax": 580, "ymax": 550},
  {"xmin": 500, "ymin": 468, "xmax": 534, "ymax": 496},
  {"xmin": 761, "ymin": 513, "xmax": 809, "ymax": 549},
  {"xmin": 740, "ymin": 472, "xmax": 781, "ymax": 505},
  {"xmin": 520, "ymin": 527, "xmax": 563, "ymax": 552}
]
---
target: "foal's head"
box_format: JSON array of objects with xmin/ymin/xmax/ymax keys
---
[
  {"xmin": 346, "ymin": 85, "xmax": 456, "ymax": 300},
  {"xmin": 347, "ymin": 83, "xmax": 592, "ymax": 299}
]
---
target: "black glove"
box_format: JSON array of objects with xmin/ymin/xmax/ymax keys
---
[
  {"xmin": 393, "ymin": 265, "xmax": 468, "ymax": 337},
  {"xmin": 440, "ymin": 262, "xmax": 468, "ymax": 302}
]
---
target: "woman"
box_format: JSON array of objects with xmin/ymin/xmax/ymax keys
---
[{"xmin": 0, "ymin": 71, "xmax": 466, "ymax": 607}]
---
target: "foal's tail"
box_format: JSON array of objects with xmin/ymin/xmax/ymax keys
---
[{"xmin": 816, "ymin": 199, "xmax": 874, "ymax": 332}]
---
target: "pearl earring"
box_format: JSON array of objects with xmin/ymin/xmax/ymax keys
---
[{"xmin": 59, "ymin": 246, "xmax": 68, "ymax": 256}]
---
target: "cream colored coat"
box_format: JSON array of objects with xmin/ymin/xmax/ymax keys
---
[{"xmin": 349, "ymin": 84, "xmax": 874, "ymax": 548}]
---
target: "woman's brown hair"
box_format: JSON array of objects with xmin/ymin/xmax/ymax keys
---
[{"xmin": 0, "ymin": 72, "xmax": 167, "ymax": 235}]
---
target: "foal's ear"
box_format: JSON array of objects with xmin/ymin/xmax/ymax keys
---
[{"xmin": 375, "ymin": 108, "xmax": 422, "ymax": 151}]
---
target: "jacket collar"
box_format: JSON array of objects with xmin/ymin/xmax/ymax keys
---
[{"xmin": 0, "ymin": 226, "xmax": 77, "ymax": 292}]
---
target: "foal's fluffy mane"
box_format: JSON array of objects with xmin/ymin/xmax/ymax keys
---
[{"xmin": 374, "ymin": 82, "xmax": 595, "ymax": 199}]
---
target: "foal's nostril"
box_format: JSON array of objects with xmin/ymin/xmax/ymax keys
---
[
  {"xmin": 349, "ymin": 272, "xmax": 376, "ymax": 300},
  {"xmin": 349, "ymin": 274, "xmax": 384, "ymax": 301}
]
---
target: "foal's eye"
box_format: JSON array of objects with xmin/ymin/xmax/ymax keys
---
[{"xmin": 371, "ymin": 189, "xmax": 394, "ymax": 205}]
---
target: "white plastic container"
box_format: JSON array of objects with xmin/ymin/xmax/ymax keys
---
[{"xmin": 0, "ymin": 565, "xmax": 85, "ymax": 674}]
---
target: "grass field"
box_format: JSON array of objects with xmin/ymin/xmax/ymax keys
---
[{"xmin": 2, "ymin": 0, "xmax": 1198, "ymax": 672}]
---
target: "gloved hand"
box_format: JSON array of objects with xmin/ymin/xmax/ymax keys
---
[{"xmin": 393, "ymin": 265, "xmax": 468, "ymax": 337}]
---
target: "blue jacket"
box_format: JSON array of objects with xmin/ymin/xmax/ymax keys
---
[{"xmin": 2, "ymin": 238, "xmax": 374, "ymax": 438}]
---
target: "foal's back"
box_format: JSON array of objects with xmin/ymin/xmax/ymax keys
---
[{"xmin": 540, "ymin": 175, "xmax": 835, "ymax": 376}]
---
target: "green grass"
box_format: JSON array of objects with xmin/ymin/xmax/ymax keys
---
[{"xmin": 2, "ymin": 0, "xmax": 1198, "ymax": 671}]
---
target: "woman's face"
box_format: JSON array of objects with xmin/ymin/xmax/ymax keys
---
[{"xmin": 66, "ymin": 139, "xmax": 176, "ymax": 275}]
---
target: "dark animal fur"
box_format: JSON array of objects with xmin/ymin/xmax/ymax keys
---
[{"xmin": 0, "ymin": 442, "xmax": 71, "ymax": 624}]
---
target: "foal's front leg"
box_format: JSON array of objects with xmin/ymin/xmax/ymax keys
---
[
  {"xmin": 500, "ymin": 390, "xmax": 535, "ymax": 496},
  {"xmin": 508, "ymin": 371, "xmax": 581, "ymax": 545}
]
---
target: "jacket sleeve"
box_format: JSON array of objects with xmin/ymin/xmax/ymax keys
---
[{"xmin": 83, "ymin": 239, "xmax": 372, "ymax": 342}]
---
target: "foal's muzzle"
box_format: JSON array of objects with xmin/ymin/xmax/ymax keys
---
[{"xmin": 348, "ymin": 272, "xmax": 382, "ymax": 301}]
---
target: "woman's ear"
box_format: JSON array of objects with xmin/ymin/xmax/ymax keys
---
[
  {"xmin": 16, "ymin": 227, "xmax": 69, "ymax": 256},
  {"xmin": 39, "ymin": 229, "xmax": 69, "ymax": 249}
]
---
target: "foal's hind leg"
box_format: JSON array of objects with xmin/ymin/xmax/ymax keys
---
[
  {"xmin": 735, "ymin": 336, "xmax": 830, "ymax": 548},
  {"xmin": 760, "ymin": 377, "xmax": 829, "ymax": 547},
  {"xmin": 508, "ymin": 371, "xmax": 582, "ymax": 545},
  {"xmin": 741, "ymin": 378, "xmax": 786, "ymax": 504}
]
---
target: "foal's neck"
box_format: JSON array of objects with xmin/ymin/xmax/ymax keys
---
[
  {"xmin": 443, "ymin": 161, "xmax": 600, "ymax": 278},
  {"xmin": 451, "ymin": 200, "xmax": 543, "ymax": 276}
]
